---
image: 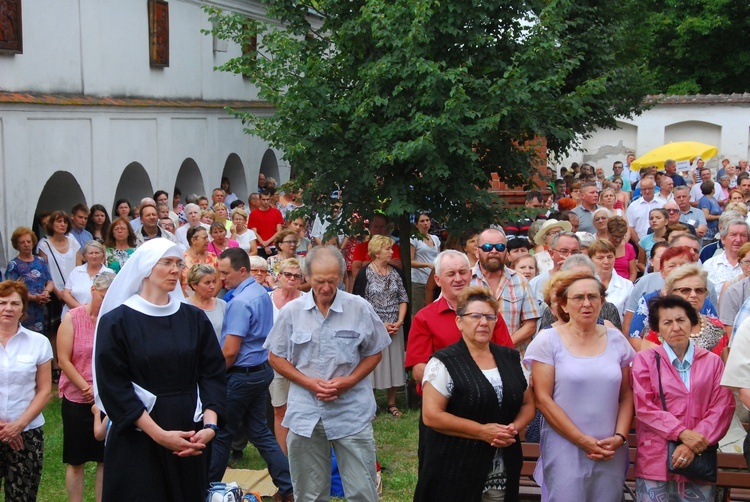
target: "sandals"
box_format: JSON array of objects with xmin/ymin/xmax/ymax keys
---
[{"xmin": 385, "ymin": 404, "xmax": 403, "ymax": 418}]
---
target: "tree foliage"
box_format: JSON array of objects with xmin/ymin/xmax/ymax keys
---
[
  {"xmin": 206, "ymin": 0, "xmax": 651, "ymax": 233},
  {"xmin": 637, "ymin": 0, "xmax": 750, "ymax": 95}
]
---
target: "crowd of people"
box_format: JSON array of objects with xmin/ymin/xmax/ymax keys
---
[{"xmin": 3, "ymin": 159, "xmax": 750, "ymax": 501}]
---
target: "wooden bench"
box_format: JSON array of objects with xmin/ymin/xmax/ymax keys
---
[{"xmin": 519, "ymin": 436, "xmax": 750, "ymax": 501}]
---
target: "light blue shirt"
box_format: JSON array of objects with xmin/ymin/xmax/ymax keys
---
[
  {"xmin": 264, "ymin": 290, "xmax": 391, "ymax": 439},
  {"xmin": 663, "ymin": 341, "xmax": 695, "ymax": 390},
  {"xmin": 70, "ymin": 227, "xmax": 93, "ymax": 249},
  {"xmin": 221, "ymin": 276, "xmax": 274, "ymax": 368}
]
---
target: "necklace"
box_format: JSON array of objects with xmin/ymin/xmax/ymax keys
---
[{"xmin": 689, "ymin": 315, "xmax": 707, "ymax": 339}]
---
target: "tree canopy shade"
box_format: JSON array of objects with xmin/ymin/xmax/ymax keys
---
[
  {"xmin": 637, "ymin": 0, "xmax": 750, "ymax": 95},
  {"xmin": 205, "ymin": 0, "xmax": 651, "ymax": 234}
]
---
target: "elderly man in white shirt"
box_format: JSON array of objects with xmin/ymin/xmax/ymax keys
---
[
  {"xmin": 704, "ymin": 219, "xmax": 750, "ymax": 289},
  {"xmin": 626, "ymin": 176, "xmax": 663, "ymax": 240}
]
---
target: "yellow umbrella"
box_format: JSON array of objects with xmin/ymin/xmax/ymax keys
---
[{"xmin": 630, "ymin": 142, "xmax": 718, "ymax": 171}]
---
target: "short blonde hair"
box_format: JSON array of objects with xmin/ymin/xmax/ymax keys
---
[
  {"xmin": 724, "ymin": 201, "xmax": 748, "ymax": 217},
  {"xmin": 186, "ymin": 263, "xmax": 216, "ymax": 286},
  {"xmin": 368, "ymin": 235, "xmax": 395, "ymax": 258},
  {"xmin": 278, "ymin": 258, "xmax": 302, "ymax": 274},
  {"xmin": 665, "ymin": 263, "xmax": 707, "ymax": 294},
  {"xmin": 231, "ymin": 208, "xmax": 248, "ymax": 220}
]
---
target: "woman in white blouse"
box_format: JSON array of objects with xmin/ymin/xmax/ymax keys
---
[
  {"xmin": 588, "ymin": 239, "xmax": 633, "ymax": 322},
  {"xmin": 0, "ymin": 280, "xmax": 53, "ymax": 499}
]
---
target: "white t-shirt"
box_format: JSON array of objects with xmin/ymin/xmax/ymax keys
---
[
  {"xmin": 235, "ymin": 229, "xmax": 258, "ymax": 253},
  {"xmin": 0, "ymin": 327, "xmax": 54, "ymax": 430}
]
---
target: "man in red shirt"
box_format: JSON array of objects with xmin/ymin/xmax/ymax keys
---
[
  {"xmin": 405, "ymin": 249, "xmax": 513, "ymax": 390},
  {"xmin": 248, "ymin": 190, "xmax": 285, "ymax": 257},
  {"xmin": 351, "ymin": 214, "xmax": 402, "ymax": 278}
]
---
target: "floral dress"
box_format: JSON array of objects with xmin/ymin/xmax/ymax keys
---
[{"xmin": 5, "ymin": 256, "xmax": 53, "ymax": 332}]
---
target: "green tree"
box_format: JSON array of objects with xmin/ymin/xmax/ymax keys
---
[
  {"xmin": 639, "ymin": 0, "xmax": 750, "ymax": 95},
  {"xmin": 206, "ymin": 0, "xmax": 651, "ymax": 234}
]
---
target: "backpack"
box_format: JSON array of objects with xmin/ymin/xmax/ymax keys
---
[{"xmin": 206, "ymin": 482, "xmax": 243, "ymax": 502}]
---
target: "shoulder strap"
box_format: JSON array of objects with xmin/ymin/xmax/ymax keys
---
[
  {"xmin": 42, "ymin": 238, "xmax": 64, "ymax": 279},
  {"xmin": 654, "ymin": 352, "xmax": 668, "ymax": 411}
]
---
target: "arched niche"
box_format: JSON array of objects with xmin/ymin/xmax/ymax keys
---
[
  {"xmin": 222, "ymin": 153, "xmax": 248, "ymax": 204},
  {"xmin": 111, "ymin": 162, "xmax": 154, "ymax": 216},
  {"xmin": 174, "ymin": 158, "xmax": 206, "ymax": 200},
  {"xmin": 32, "ymin": 171, "xmax": 87, "ymax": 240},
  {"xmin": 259, "ymin": 149, "xmax": 280, "ymax": 186},
  {"xmin": 665, "ymin": 121, "xmax": 722, "ymax": 147}
]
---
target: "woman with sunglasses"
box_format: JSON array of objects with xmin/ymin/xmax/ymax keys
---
[
  {"xmin": 267, "ymin": 229, "xmax": 305, "ymax": 287},
  {"xmin": 639, "ymin": 264, "xmax": 727, "ymax": 358},
  {"xmin": 354, "ymin": 235, "xmax": 409, "ymax": 418},
  {"xmin": 267, "ymin": 258, "xmax": 305, "ymax": 453}
]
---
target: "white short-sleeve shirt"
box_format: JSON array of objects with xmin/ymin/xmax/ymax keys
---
[{"xmin": 0, "ymin": 327, "xmax": 54, "ymax": 430}]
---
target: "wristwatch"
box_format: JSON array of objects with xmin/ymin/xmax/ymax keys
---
[{"xmin": 203, "ymin": 423, "xmax": 219, "ymax": 433}]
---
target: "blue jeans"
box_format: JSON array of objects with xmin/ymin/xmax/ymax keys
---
[{"xmin": 209, "ymin": 362, "xmax": 292, "ymax": 495}]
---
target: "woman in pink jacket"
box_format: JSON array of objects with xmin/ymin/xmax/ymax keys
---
[{"xmin": 632, "ymin": 295, "xmax": 734, "ymax": 501}]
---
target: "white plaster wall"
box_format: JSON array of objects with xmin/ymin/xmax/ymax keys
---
[
  {"xmin": 0, "ymin": 105, "xmax": 279, "ymax": 267},
  {"xmin": 0, "ymin": 0, "xmax": 268, "ymax": 100},
  {"xmin": 556, "ymin": 103, "xmax": 750, "ymax": 177}
]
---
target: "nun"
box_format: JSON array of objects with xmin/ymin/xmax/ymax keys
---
[{"xmin": 94, "ymin": 238, "xmax": 226, "ymax": 500}]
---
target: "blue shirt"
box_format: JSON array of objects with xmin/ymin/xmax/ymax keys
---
[
  {"xmin": 70, "ymin": 227, "xmax": 93, "ymax": 249},
  {"xmin": 221, "ymin": 276, "xmax": 274, "ymax": 368},
  {"xmin": 663, "ymin": 341, "xmax": 695, "ymax": 390},
  {"xmin": 264, "ymin": 290, "xmax": 391, "ymax": 439}
]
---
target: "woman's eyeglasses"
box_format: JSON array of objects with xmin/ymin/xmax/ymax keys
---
[
  {"xmin": 459, "ymin": 313, "xmax": 498, "ymax": 322},
  {"xmin": 281, "ymin": 271, "xmax": 303, "ymax": 280}
]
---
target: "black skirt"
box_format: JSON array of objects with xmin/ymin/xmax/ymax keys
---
[{"xmin": 61, "ymin": 397, "xmax": 104, "ymax": 465}]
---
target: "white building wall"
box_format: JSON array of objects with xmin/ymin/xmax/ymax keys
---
[
  {"xmin": 556, "ymin": 100, "xmax": 750, "ymax": 177},
  {"xmin": 0, "ymin": 0, "xmax": 308, "ymax": 267}
]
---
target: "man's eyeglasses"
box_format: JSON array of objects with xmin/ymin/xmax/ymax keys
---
[
  {"xmin": 552, "ymin": 248, "xmax": 580, "ymax": 256},
  {"xmin": 479, "ymin": 243, "xmax": 506, "ymax": 253}
]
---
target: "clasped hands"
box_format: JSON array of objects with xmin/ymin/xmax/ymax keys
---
[
  {"xmin": 309, "ymin": 377, "xmax": 353, "ymax": 401},
  {"xmin": 0, "ymin": 421, "xmax": 25, "ymax": 451},
  {"xmin": 481, "ymin": 423, "xmax": 518, "ymax": 448},
  {"xmin": 578, "ymin": 434, "xmax": 625, "ymax": 461}
]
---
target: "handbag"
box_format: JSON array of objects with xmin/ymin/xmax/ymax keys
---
[{"xmin": 654, "ymin": 352, "xmax": 718, "ymax": 482}]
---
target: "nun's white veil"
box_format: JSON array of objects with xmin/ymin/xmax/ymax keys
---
[{"xmin": 93, "ymin": 238, "xmax": 185, "ymax": 411}]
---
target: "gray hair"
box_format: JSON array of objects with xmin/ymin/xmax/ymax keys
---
[
  {"xmin": 551, "ymin": 231, "xmax": 580, "ymax": 249},
  {"xmin": 719, "ymin": 211, "xmax": 745, "ymax": 231},
  {"xmin": 592, "ymin": 207, "xmax": 611, "ymax": 219},
  {"xmin": 561, "ymin": 254, "xmax": 596, "ymax": 274},
  {"xmin": 434, "ymin": 250, "xmax": 471, "ymax": 275},
  {"xmin": 140, "ymin": 197, "xmax": 156, "ymax": 207},
  {"xmin": 249, "ymin": 255, "xmax": 268, "ymax": 271},
  {"xmin": 719, "ymin": 218, "xmax": 750, "ymax": 239},
  {"xmin": 303, "ymin": 245, "xmax": 346, "ymax": 277},
  {"xmin": 673, "ymin": 185, "xmax": 690, "ymax": 195},
  {"xmin": 184, "ymin": 202, "xmax": 200, "ymax": 213},
  {"xmin": 93, "ymin": 271, "xmax": 116, "ymax": 290},
  {"xmin": 82, "ymin": 240, "xmax": 105, "ymax": 256}
]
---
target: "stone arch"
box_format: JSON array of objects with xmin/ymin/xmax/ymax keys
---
[
  {"xmin": 174, "ymin": 158, "xmax": 206, "ymax": 201},
  {"xmin": 32, "ymin": 171, "xmax": 88, "ymax": 240},
  {"xmin": 221, "ymin": 153, "xmax": 247, "ymax": 204},
  {"xmin": 111, "ymin": 162, "xmax": 154, "ymax": 216},
  {"xmin": 259, "ymin": 149, "xmax": 280, "ymax": 186}
]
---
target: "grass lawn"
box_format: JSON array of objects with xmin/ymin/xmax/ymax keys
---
[{"xmin": 26, "ymin": 390, "xmax": 420, "ymax": 502}]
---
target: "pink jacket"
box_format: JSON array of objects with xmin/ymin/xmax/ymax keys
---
[{"xmin": 631, "ymin": 345, "xmax": 735, "ymax": 481}]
